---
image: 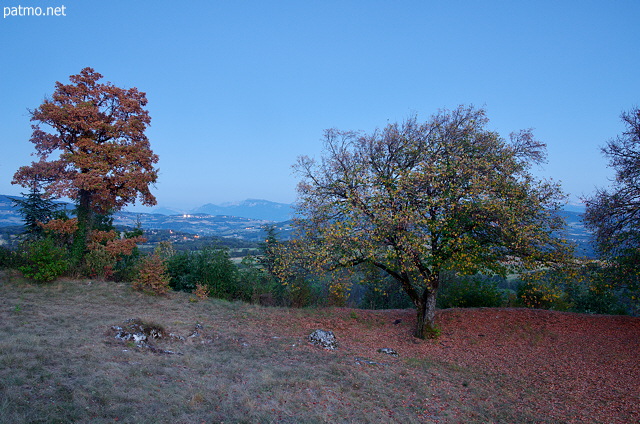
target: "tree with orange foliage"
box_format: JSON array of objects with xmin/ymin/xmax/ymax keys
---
[
  {"xmin": 293, "ymin": 106, "xmax": 572, "ymax": 338},
  {"xmin": 12, "ymin": 68, "xmax": 159, "ymax": 256}
]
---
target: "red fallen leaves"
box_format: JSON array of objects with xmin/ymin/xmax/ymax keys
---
[{"xmin": 264, "ymin": 307, "xmax": 639, "ymax": 423}]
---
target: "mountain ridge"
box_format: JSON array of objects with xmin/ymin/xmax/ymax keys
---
[{"xmin": 0, "ymin": 195, "xmax": 591, "ymax": 255}]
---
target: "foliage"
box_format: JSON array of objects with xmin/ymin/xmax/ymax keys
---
[
  {"xmin": 355, "ymin": 263, "xmax": 413, "ymax": 309},
  {"xmin": 259, "ymin": 230, "xmax": 323, "ymax": 307},
  {"xmin": 0, "ymin": 246, "xmax": 24, "ymax": 270},
  {"xmin": 28, "ymin": 212, "xmax": 147, "ymax": 281},
  {"xmin": 437, "ymin": 273, "xmax": 506, "ymax": 309},
  {"xmin": 111, "ymin": 228, "xmax": 145, "ymax": 283},
  {"xmin": 18, "ymin": 237, "xmax": 69, "ymax": 282},
  {"xmin": 258, "ymin": 225, "xmax": 280, "ymax": 276},
  {"xmin": 83, "ymin": 229, "xmax": 146, "ymax": 280},
  {"xmin": 571, "ymin": 278, "xmax": 628, "ymax": 315},
  {"xmin": 516, "ymin": 279, "xmax": 570, "ymax": 310},
  {"xmin": 166, "ymin": 247, "xmax": 239, "ymax": 300},
  {"xmin": 515, "ymin": 263, "xmax": 633, "ymax": 315},
  {"xmin": 327, "ymin": 278, "xmax": 351, "ymax": 307},
  {"xmin": 193, "ymin": 283, "xmax": 210, "ymax": 300},
  {"xmin": 291, "ymin": 106, "xmax": 572, "ymax": 338},
  {"xmin": 132, "ymin": 253, "xmax": 170, "ymax": 295},
  {"xmin": 236, "ymin": 255, "xmax": 279, "ymax": 304},
  {"xmin": 12, "ymin": 67, "xmax": 159, "ymax": 261},
  {"xmin": 359, "ymin": 280, "xmax": 414, "ymax": 310},
  {"xmin": 10, "ymin": 186, "xmax": 63, "ymax": 239},
  {"xmin": 584, "ymin": 107, "xmax": 640, "ymax": 297},
  {"xmin": 35, "ymin": 213, "xmax": 146, "ymax": 281}
]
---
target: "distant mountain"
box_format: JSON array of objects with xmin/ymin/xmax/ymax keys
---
[
  {"xmin": 0, "ymin": 195, "xmax": 294, "ymax": 242},
  {"xmin": 191, "ymin": 199, "xmax": 294, "ymax": 222},
  {"xmin": 0, "ymin": 194, "xmax": 593, "ymax": 253}
]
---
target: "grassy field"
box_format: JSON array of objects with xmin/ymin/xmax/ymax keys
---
[{"xmin": 1, "ymin": 270, "xmax": 638, "ymax": 423}]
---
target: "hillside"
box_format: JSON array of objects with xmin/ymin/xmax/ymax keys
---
[{"xmin": 0, "ymin": 273, "xmax": 637, "ymax": 423}]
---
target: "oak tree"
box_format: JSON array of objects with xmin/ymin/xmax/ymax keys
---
[
  {"xmin": 293, "ymin": 106, "xmax": 571, "ymax": 338},
  {"xmin": 12, "ymin": 68, "xmax": 159, "ymax": 251},
  {"xmin": 584, "ymin": 107, "xmax": 640, "ymax": 296}
]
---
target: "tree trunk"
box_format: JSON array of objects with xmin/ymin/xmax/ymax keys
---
[
  {"xmin": 415, "ymin": 287, "xmax": 438, "ymax": 339},
  {"xmin": 71, "ymin": 189, "xmax": 95, "ymax": 267}
]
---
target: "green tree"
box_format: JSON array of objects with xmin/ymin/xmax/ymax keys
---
[
  {"xmin": 258, "ymin": 225, "xmax": 280, "ymax": 277},
  {"xmin": 166, "ymin": 247, "xmax": 239, "ymax": 300},
  {"xmin": 293, "ymin": 106, "xmax": 572, "ymax": 338},
  {"xmin": 10, "ymin": 184, "xmax": 62, "ymax": 240},
  {"xmin": 12, "ymin": 68, "xmax": 159, "ymax": 259},
  {"xmin": 584, "ymin": 107, "xmax": 640, "ymax": 306}
]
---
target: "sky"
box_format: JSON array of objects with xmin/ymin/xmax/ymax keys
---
[{"xmin": 1, "ymin": 0, "xmax": 638, "ymax": 212}]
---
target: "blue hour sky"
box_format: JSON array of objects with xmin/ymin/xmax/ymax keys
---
[{"xmin": 1, "ymin": 0, "xmax": 638, "ymax": 211}]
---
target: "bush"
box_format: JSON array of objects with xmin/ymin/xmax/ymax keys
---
[
  {"xmin": 83, "ymin": 247, "xmax": 115, "ymax": 280},
  {"xmin": 166, "ymin": 247, "xmax": 239, "ymax": 300},
  {"xmin": 18, "ymin": 237, "xmax": 69, "ymax": 282},
  {"xmin": 572, "ymin": 280, "xmax": 627, "ymax": 315},
  {"xmin": 0, "ymin": 246, "xmax": 23, "ymax": 270},
  {"xmin": 132, "ymin": 253, "xmax": 170, "ymax": 295},
  {"xmin": 515, "ymin": 278, "xmax": 571, "ymax": 311},
  {"xmin": 516, "ymin": 264, "xmax": 631, "ymax": 315},
  {"xmin": 357, "ymin": 265, "xmax": 413, "ymax": 310},
  {"xmin": 111, "ymin": 246, "xmax": 142, "ymax": 283},
  {"xmin": 437, "ymin": 274, "xmax": 506, "ymax": 309},
  {"xmin": 236, "ymin": 256, "xmax": 280, "ymax": 304}
]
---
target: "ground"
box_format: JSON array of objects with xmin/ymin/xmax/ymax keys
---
[{"xmin": 0, "ymin": 272, "xmax": 638, "ymax": 423}]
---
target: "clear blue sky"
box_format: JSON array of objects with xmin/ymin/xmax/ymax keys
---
[{"xmin": 1, "ymin": 1, "xmax": 638, "ymax": 211}]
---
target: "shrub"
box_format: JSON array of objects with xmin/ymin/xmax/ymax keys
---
[
  {"xmin": 0, "ymin": 246, "xmax": 23, "ymax": 270},
  {"xmin": 83, "ymin": 230, "xmax": 146, "ymax": 281},
  {"xmin": 516, "ymin": 264, "xmax": 631, "ymax": 314},
  {"xmin": 285, "ymin": 276, "xmax": 314, "ymax": 308},
  {"xmin": 437, "ymin": 274, "xmax": 506, "ymax": 309},
  {"xmin": 166, "ymin": 247, "xmax": 239, "ymax": 300},
  {"xmin": 83, "ymin": 246, "xmax": 115, "ymax": 280},
  {"xmin": 111, "ymin": 246, "xmax": 142, "ymax": 283},
  {"xmin": 516, "ymin": 279, "xmax": 570, "ymax": 310},
  {"xmin": 328, "ymin": 280, "xmax": 351, "ymax": 307},
  {"xmin": 132, "ymin": 253, "xmax": 170, "ymax": 295},
  {"xmin": 236, "ymin": 256, "xmax": 279, "ymax": 304},
  {"xmin": 572, "ymin": 280, "xmax": 626, "ymax": 315},
  {"xmin": 193, "ymin": 283, "xmax": 210, "ymax": 300},
  {"xmin": 357, "ymin": 265, "xmax": 413, "ymax": 310},
  {"xmin": 18, "ymin": 237, "xmax": 69, "ymax": 282}
]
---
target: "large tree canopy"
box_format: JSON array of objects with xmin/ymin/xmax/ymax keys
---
[
  {"xmin": 584, "ymin": 107, "xmax": 640, "ymax": 289},
  {"xmin": 293, "ymin": 106, "xmax": 571, "ymax": 338},
  {"xmin": 12, "ymin": 67, "xmax": 159, "ymax": 220}
]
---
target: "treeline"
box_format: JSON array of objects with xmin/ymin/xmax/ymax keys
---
[{"xmin": 0, "ymin": 202, "xmax": 635, "ymax": 316}]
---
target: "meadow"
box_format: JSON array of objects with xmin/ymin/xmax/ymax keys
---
[{"xmin": 1, "ymin": 270, "xmax": 638, "ymax": 423}]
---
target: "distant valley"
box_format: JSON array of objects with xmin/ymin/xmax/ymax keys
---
[
  {"xmin": 0, "ymin": 196, "xmax": 294, "ymax": 242},
  {"xmin": 0, "ymin": 195, "xmax": 593, "ymax": 256}
]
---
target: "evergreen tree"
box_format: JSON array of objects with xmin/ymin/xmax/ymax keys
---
[{"xmin": 11, "ymin": 184, "xmax": 62, "ymax": 239}]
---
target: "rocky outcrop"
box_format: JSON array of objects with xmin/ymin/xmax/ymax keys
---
[
  {"xmin": 377, "ymin": 348, "xmax": 399, "ymax": 357},
  {"xmin": 308, "ymin": 329, "xmax": 338, "ymax": 350}
]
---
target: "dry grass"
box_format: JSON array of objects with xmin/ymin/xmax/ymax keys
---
[{"xmin": 0, "ymin": 270, "xmax": 638, "ymax": 423}]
